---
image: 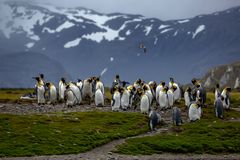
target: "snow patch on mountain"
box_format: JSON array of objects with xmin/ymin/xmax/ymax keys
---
[
  {"xmin": 144, "ymin": 25, "xmax": 152, "ymax": 36},
  {"xmin": 56, "ymin": 21, "xmax": 75, "ymax": 32},
  {"xmin": 192, "ymin": 25, "xmax": 205, "ymax": 38},
  {"xmin": 161, "ymin": 28, "xmax": 173, "ymax": 34},
  {"xmin": 64, "ymin": 38, "xmax": 81, "ymax": 48},
  {"xmin": 178, "ymin": 19, "xmax": 190, "ymax": 23},
  {"xmin": 159, "ymin": 24, "xmax": 169, "ymax": 30},
  {"xmin": 0, "ymin": 2, "xmax": 53, "ymax": 40},
  {"xmin": 25, "ymin": 42, "xmax": 35, "ymax": 48},
  {"xmin": 126, "ymin": 30, "xmax": 131, "ymax": 35}
]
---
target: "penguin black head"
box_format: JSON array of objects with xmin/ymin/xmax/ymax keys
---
[
  {"xmin": 143, "ymin": 85, "xmax": 148, "ymax": 91},
  {"xmin": 186, "ymin": 87, "xmax": 192, "ymax": 92},
  {"xmin": 165, "ymin": 86, "xmax": 169, "ymax": 92},
  {"xmin": 122, "ymin": 81, "xmax": 127, "ymax": 87},
  {"xmin": 77, "ymin": 79, "xmax": 82, "ymax": 82},
  {"xmin": 96, "ymin": 77, "xmax": 100, "ymax": 82},
  {"xmin": 35, "ymin": 77, "xmax": 40, "ymax": 82},
  {"xmin": 87, "ymin": 78, "xmax": 93, "ymax": 83},
  {"xmin": 161, "ymin": 81, "xmax": 165, "ymax": 86},
  {"xmin": 115, "ymin": 74, "xmax": 120, "ymax": 79},
  {"xmin": 216, "ymin": 83, "xmax": 220, "ymax": 88},
  {"xmin": 132, "ymin": 86, "xmax": 136, "ymax": 92},
  {"xmin": 45, "ymin": 82, "xmax": 50, "ymax": 87},
  {"xmin": 226, "ymin": 87, "xmax": 231, "ymax": 92},
  {"xmin": 170, "ymin": 77, "xmax": 174, "ymax": 83},
  {"xmin": 191, "ymin": 78, "xmax": 198, "ymax": 85},
  {"xmin": 196, "ymin": 84, "xmax": 201, "ymax": 88},
  {"xmin": 40, "ymin": 74, "xmax": 44, "ymax": 79},
  {"xmin": 136, "ymin": 78, "xmax": 142, "ymax": 84}
]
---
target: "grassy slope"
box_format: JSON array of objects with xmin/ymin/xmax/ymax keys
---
[
  {"xmin": 115, "ymin": 92, "xmax": 240, "ymax": 155},
  {"xmin": 0, "ymin": 112, "xmax": 148, "ymax": 157}
]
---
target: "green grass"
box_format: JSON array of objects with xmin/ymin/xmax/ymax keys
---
[
  {"xmin": 115, "ymin": 92, "xmax": 240, "ymax": 155},
  {"xmin": 0, "ymin": 111, "xmax": 148, "ymax": 157},
  {"xmin": 0, "ymin": 88, "xmax": 34, "ymax": 102}
]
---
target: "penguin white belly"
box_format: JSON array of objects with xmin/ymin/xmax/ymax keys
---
[
  {"xmin": 140, "ymin": 95, "xmax": 149, "ymax": 114},
  {"xmin": 155, "ymin": 86, "xmax": 162, "ymax": 102},
  {"xmin": 111, "ymin": 92, "xmax": 121, "ymax": 111},
  {"xmin": 145, "ymin": 90, "xmax": 153, "ymax": 104},
  {"xmin": 82, "ymin": 82, "xmax": 93, "ymax": 99},
  {"xmin": 37, "ymin": 86, "xmax": 45, "ymax": 104},
  {"xmin": 59, "ymin": 83, "xmax": 66, "ymax": 100},
  {"xmin": 215, "ymin": 90, "xmax": 219, "ymax": 101},
  {"xmin": 49, "ymin": 86, "xmax": 57, "ymax": 103},
  {"xmin": 184, "ymin": 92, "xmax": 190, "ymax": 107},
  {"xmin": 121, "ymin": 90, "xmax": 130, "ymax": 109},
  {"xmin": 167, "ymin": 91, "xmax": 174, "ymax": 108},
  {"xmin": 189, "ymin": 105, "xmax": 200, "ymax": 121},
  {"xmin": 70, "ymin": 85, "xmax": 82, "ymax": 104},
  {"xmin": 66, "ymin": 90, "xmax": 76, "ymax": 106},
  {"xmin": 221, "ymin": 93, "xmax": 230, "ymax": 109},
  {"xmin": 96, "ymin": 82, "xmax": 105, "ymax": 95},
  {"xmin": 95, "ymin": 89, "xmax": 104, "ymax": 106},
  {"xmin": 174, "ymin": 86, "xmax": 181, "ymax": 101},
  {"xmin": 159, "ymin": 91, "xmax": 167, "ymax": 109}
]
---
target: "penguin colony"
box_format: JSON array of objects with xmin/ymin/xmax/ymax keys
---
[{"xmin": 33, "ymin": 74, "xmax": 231, "ymax": 131}]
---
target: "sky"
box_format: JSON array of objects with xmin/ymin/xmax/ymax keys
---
[{"xmin": 11, "ymin": 0, "xmax": 240, "ymax": 20}]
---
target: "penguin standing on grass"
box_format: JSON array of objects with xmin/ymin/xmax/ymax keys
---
[
  {"xmin": 127, "ymin": 85, "xmax": 136, "ymax": 108},
  {"xmin": 65, "ymin": 84, "xmax": 76, "ymax": 107},
  {"xmin": 159, "ymin": 86, "xmax": 168, "ymax": 110},
  {"xmin": 169, "ymin": 78, "xmax": 181, "ymax": 102},
  {"xmin": 188, "ymin": 100, "xmax": 201, "ymax": 122},
  {"xmin": 167, "ymin": 86, "xmax": 177, "ymax": 108},
  {"xmin": 149, "ymin": 110, "xmax": 161, "ymax": 131},
  {"xmin": 221, "ymin": 87, "xmax": 231, "ymax": 109},
  {"xmin": 111, "ymin": 87, "xmax": 121, "ymax": 111},
  {"xmin": 69, "ymin": 82, "xmax": 82, "ymax": 105},
  {"xmin": 45, "ymin": 82, "xmax": 57, "ymax": 105},
  {"xmin": 184, "ymin": 87, "xmax": 193, "ymax": 108},
  {"xmin": 121, "ymin": 86, "xmax": 130, "ymax": 110},
  {"xmin": 215, "ymin": 84, "xmax": 221, "ymax": 101},
  {"xmin": 156, "ymin": 81, "xmax": 165, "ymax": 104},
  {"xmin": 59, "ymin": 78, "xmax": 66, "ymax": 102},
  {"xmin": 139, "ymin": 89, "xmax": 150, "ymax": 114},
  {"xmin": 82, "ymin": 78, "xmax": 93, "ymax": 104},
  {"xmin": 215, "ymin": 96, "xmax": 224, "ymax": 119},
  {"xmin": 172, "ymin": 106, "xmax": 182, "ymax": 126},
  {"xmin": 95, "ymin": 77, "xmax": 104, "ymax": 107},
  {"xmin": 35, "ymin": 77, "xmax": 45, "ymax": 105}
]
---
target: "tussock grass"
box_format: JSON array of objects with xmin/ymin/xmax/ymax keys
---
[{"xmin": 0, "ymin": 111, "xmax": 148, "ymax": 157}]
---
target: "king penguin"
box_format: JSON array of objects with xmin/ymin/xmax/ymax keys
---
[
  {"xmin": 95, "ymin": 78, "xmax": 104, "ymax": 107},
  {"xmin": 172, "ymin": 106, "xmax": 182, "ymax": 126},
  {"xmin": 139, "ymin": 89, "xmax": 150, "ymax": 114},
  {"xmin": 46, "ymin": 82, "xmax": 57, "ymax": 105},
  {"xmin": 184, "ymin": 87, "xmax": 193, "ymax": 108},
  {"xmin": 82, "ymin": 78, "xmax": 93, "ymax": 104},
  {"xmin": 59, "ymin": 78, "xmax": 66, "ymax": 102},
  {"xmin": 159, "ymin": 86, "xmax": 168, "ymax": 110},
  {"xmin": 149, "ymin": 110, "xmax": 161, "ymax": 131},
  {"xmin": 215, "ymin": 96, "xmax": 224, "ymax": 119},
  {"xmin": 215, "ymin": 84, "xmax": 221, "ymax": 101},
  {"xmin": 188, "ymin": 100, "xmax": 201, "ymax": 122},
  {"xmin": 69, "ymin": 82, "xmax": 82, "ymax": 105},
  {"xmin": 111, "ymin": 87, "xmax": 121, "ymax": 111},
  {"xmin": 35, "ymin": 77, "xmax": 45, "ymax": 105},
  {"xmin": 221, "ymin": 87, "xmax": 231, "ymax": 109},
  {"xmin": 156, "ymin": 81, "xmax": 165, "ymax": 104},
  {"xmin": 65, "ymin": 84, "xmax": 76, "ymax": 107},
  {"xmin": 121, "ymin": 87, "xmax": 130, "ymax": 110}
]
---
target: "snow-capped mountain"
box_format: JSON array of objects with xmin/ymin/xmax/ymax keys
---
[{"xmin": 0, "ymin": 1, "xmax": 240, "ymax": 87}]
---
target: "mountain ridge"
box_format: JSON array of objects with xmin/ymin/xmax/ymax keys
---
[{"xmin": 0, "ymin": 1, "xmax": 240, "ymax": 87}]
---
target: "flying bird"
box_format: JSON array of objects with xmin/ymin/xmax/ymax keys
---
[{"xmin": 139, "ymin": 43, "xmax": 147, "ymax": 54}]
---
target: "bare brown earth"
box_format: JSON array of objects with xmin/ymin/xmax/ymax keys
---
[{"xmin": 0, "ymin": 102, "xmax": 239, "ymax": 160}]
